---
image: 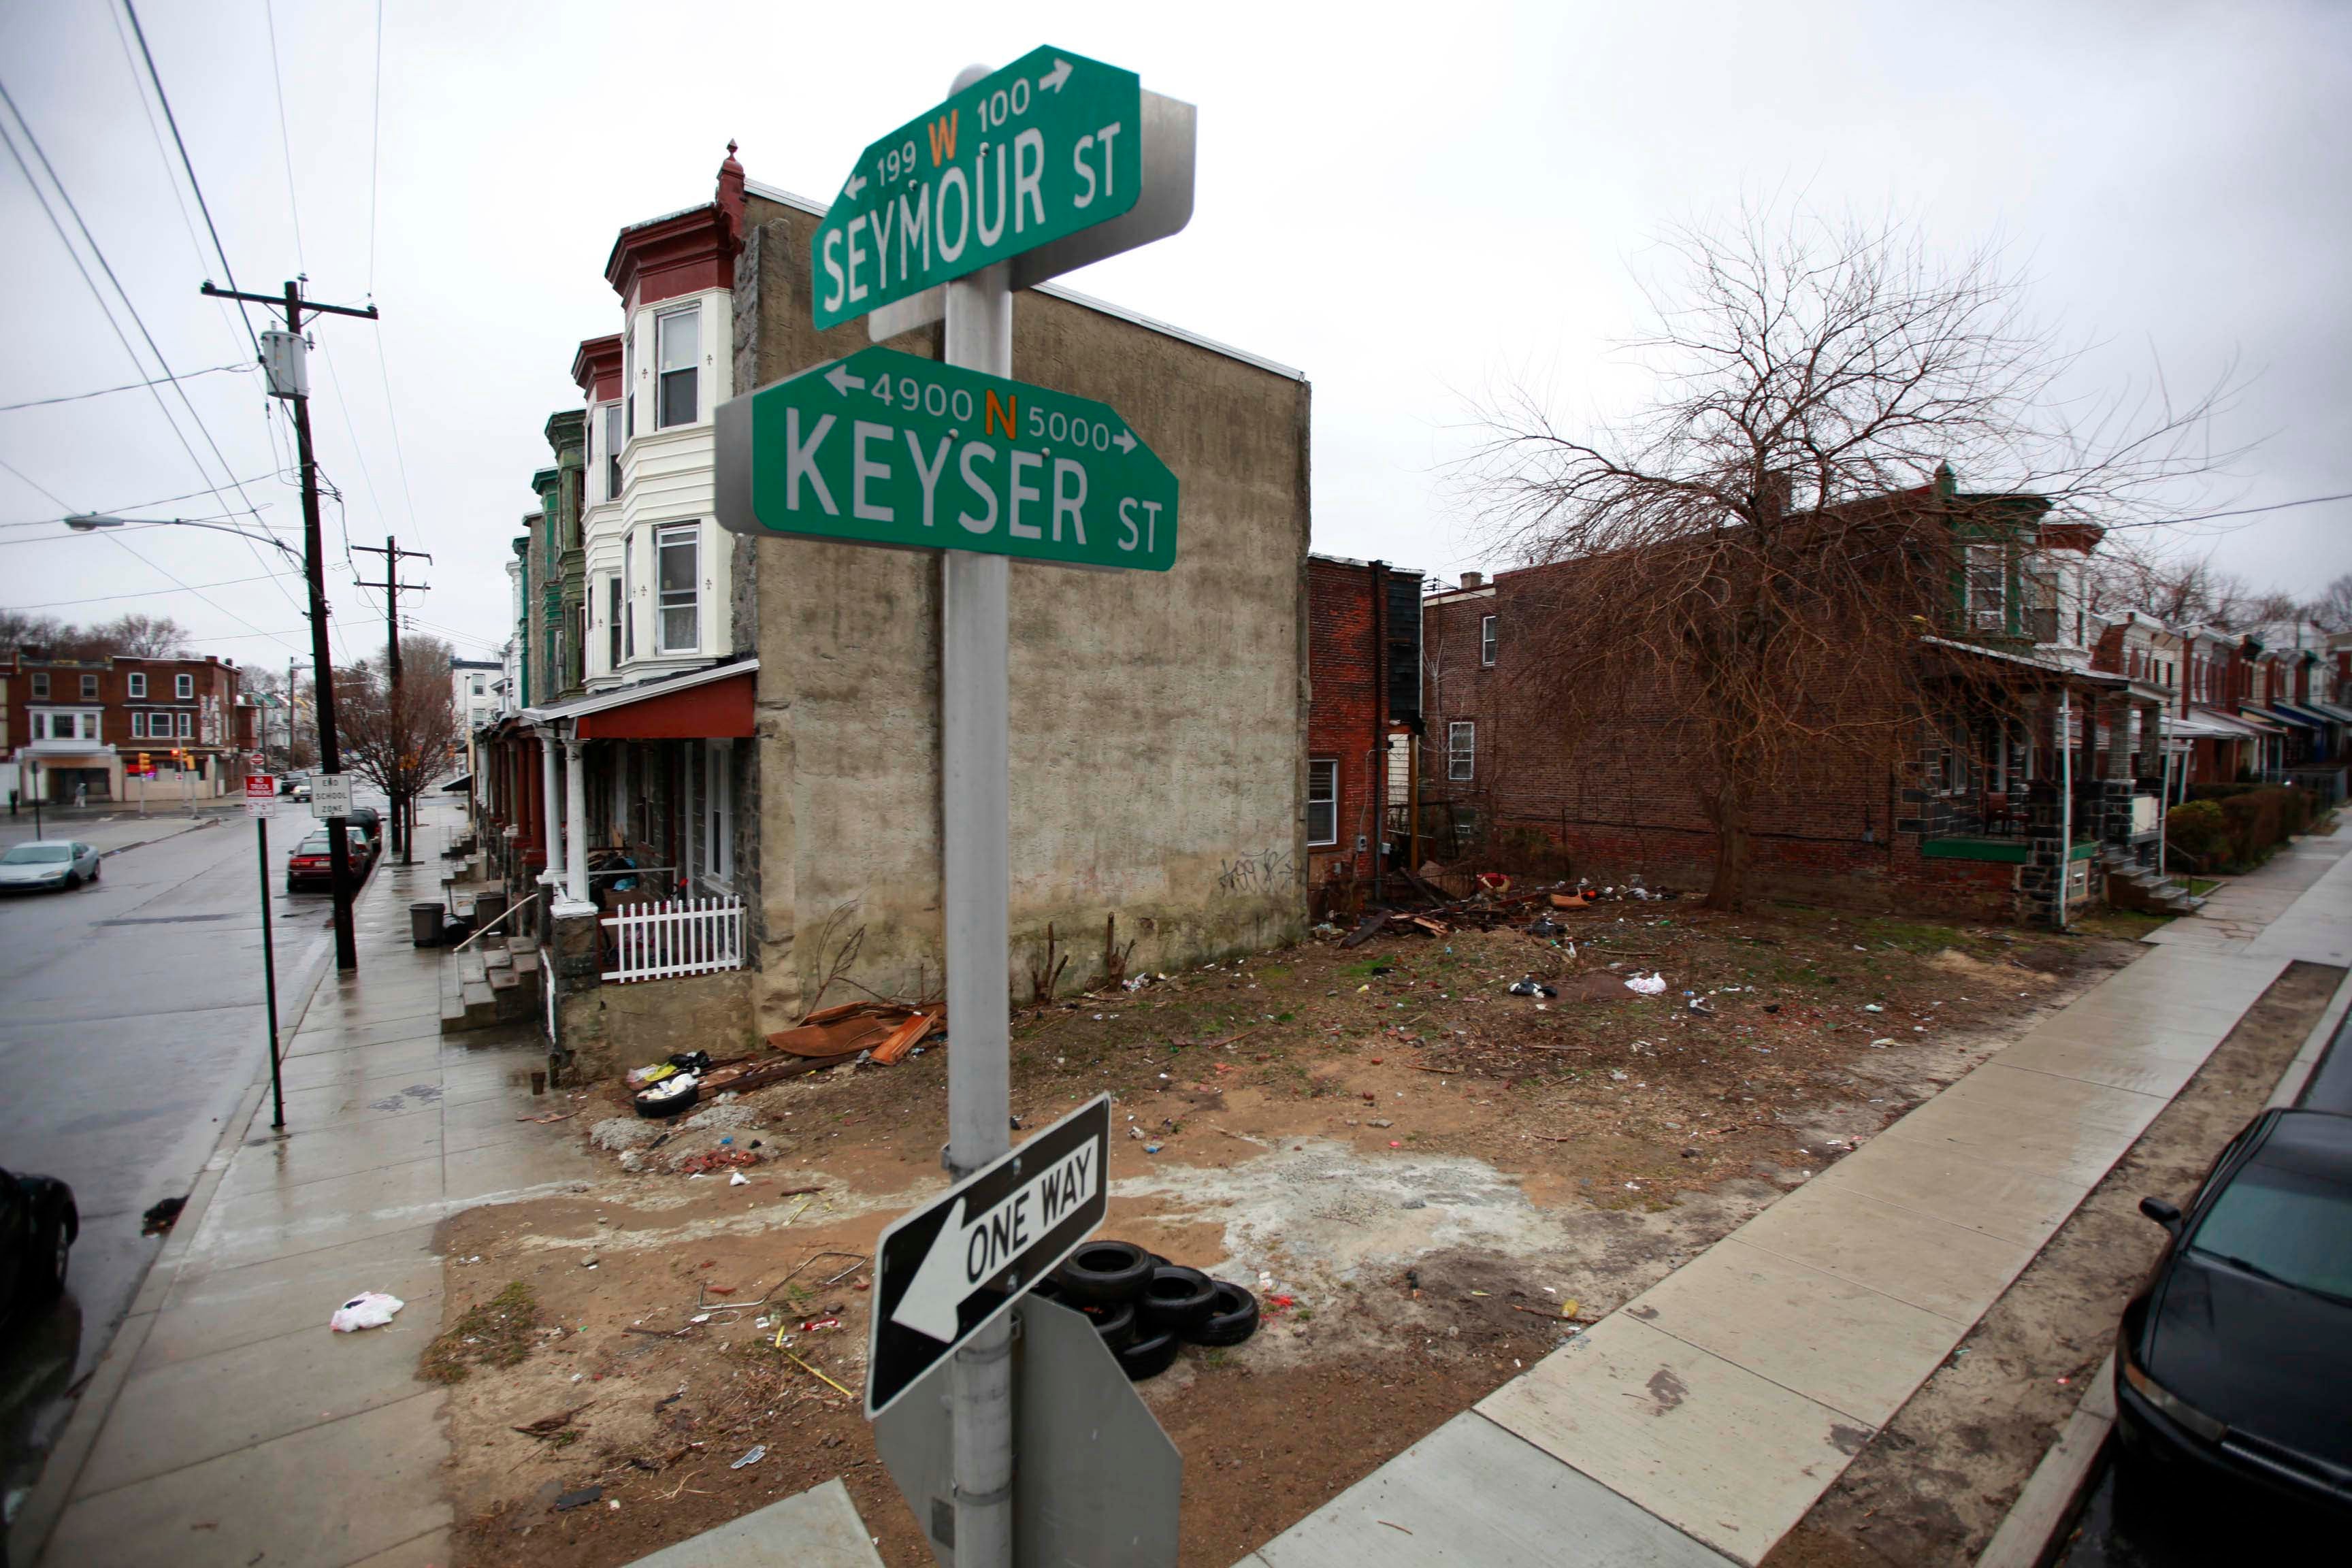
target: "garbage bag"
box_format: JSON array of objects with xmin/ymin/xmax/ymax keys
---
[
  {"xmin": 330, "ymin": 1291, "xmax": 406, "ymax": 1332},
  {"xmin": 1624, "ymin": 973, "xmax": 1667, "ymax": 996}
]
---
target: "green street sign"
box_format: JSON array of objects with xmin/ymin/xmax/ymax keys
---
[
  {"xmin": 812, "ymin": 47, "xmax": 1142, "ymax": 331},
  {"xmin": 716, "ymin": 346, "xmax": 1177, "ymax": 572}
]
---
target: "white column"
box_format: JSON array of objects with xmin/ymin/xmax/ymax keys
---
[
  {"xmin": 564, "ymin": 737, "xmax": 590, "ymax": 907},
  {"xmin": 538, "ymin": 733, "xmax": 561, "ymax": 887}
]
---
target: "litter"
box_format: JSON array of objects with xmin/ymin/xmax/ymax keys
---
[
  {"xmin": 1506, "ymin": 978, "xmax": 1557, "ymax": 998},
  {"xmin": 730, "ymin": 1444, "xmax": 766, "ymax": 1470},
  {"xmin": 554, "ymin": 1486, "xmax": 604, "ymax": 1511},
  {"xmin": 1624, "ymin": 973, "xmax": 1667, "ymax": 996},
  {"xmin": 329, "ymin": 1292, "xmax": 404, "ymax": 1333},
  {"xmin": 728, "ymin": 1172, "xmax": 749, "ymax": 1186}
]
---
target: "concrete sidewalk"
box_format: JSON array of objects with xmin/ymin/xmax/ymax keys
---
[
  {"xmin": 1241, "ymin": 822, "xmax": 2352, "ymax": 1568},
  {"xmin": 20, "ymin": 801, "xmax": 593, "ymax": 1568}
]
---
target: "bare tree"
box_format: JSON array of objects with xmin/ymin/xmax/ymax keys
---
[
  {"xmin": 338, "ymin": 636, "xmax": 460, "ymax": 863},
  {"xmin": 2311, "ymin": 573, "xmax": 2352, "ymax": 634},
  {"xmin": 0, "ymin": 610, "xmax": 194, "ymax": 659},
  {"xmin": 1463, "ymin": 205, "xmax": 2234, "ymax": 911},
  {"xmin": 91, "ymin": 615, "xmax": 192, "ymax": 657}
]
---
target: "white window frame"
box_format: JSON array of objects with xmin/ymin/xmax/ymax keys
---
[
  {"xmin": 177, "ymin": 711, "xmax": 193, "ymax": 738},
  {"xmin": 1307, "ymin": 758, "xmax": 1339, "ymax": 847},
  {"xmin": 655, "ymin": 523, "xmax": 700, "ymax": 655},
  {"xmin": 1966, "ymin": 544, "xmax": 2006, "ymax": 630},
  {"xmin": 1448, "ymin": 721, "xmax": 1475, "ymax": 781},
  {"xmin": 655, "ymin": 305, "xmax": 700, "ymax": 430},
  {"xmin": 703, "ymin": 740, "xmax": 734, "ymax": 887},
  {"xmin": 30, "ymin": 672, "xmax": 48, "ymax": 698},
  {"xmin": 603, "ymin": 401, "xmax": 623, "ymax": 500},
  {"xmin": 622, "ymin": 532, "xmax": 636, "ymax": 661},
  {"xmin": 81, "ymin": 673, "xmax": 99, "ymax": 699},
  {"xmin": 131, "ymin": 712, "xmax": 146, "ymax": 738},
  {"xmin": 127, "ymin": 671, "xmax": 146, "ymax": 697},
  {"xmin": 175, "ymin": 672, "xmax": 194, "ymax": 699},
  {"xmin": 1480, "ymin": 614, "xmax": 1497, "ymax": 667}
]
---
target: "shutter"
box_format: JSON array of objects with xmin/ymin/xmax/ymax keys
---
[{"xmin": 1385, "ymin": 575, "xmax": 1422, "ymax": 722}]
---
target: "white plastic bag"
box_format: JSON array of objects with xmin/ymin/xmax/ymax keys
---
[
  {"xmin": 330, "ymin": 1291, "xmax": 406, "ymax": 1332},
  {"xmin": 1624, "ymin": 973, "xmax": 1667, "ymax": 996}
]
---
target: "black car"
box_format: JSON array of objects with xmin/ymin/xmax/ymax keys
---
[
  {"xmin": 344, "ymin": 804, "xmax": 383, "ymax": 851},
  {"xmin": 1, "ymin": 1167, "xmax": 78, "ymax": 1318},
  {"xmin": 2115, "ymin": 1107, "xmax": 2352, "ymax": 1543}
]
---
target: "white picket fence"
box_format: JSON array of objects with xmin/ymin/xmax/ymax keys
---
[{"xmin": 602, "ymin": 896, "xmax": 745, "ymax": 983}]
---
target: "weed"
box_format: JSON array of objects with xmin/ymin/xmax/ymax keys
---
[{"xmin": 420, "ymin": 1281, "xmax": 542, "ymax": 1385}]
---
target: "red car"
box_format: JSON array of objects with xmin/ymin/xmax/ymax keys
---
[{"xmin": 285, "ymin": 826, "xmax": 372, "ymax": 894}]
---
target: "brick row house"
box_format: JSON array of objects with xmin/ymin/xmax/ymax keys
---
[
  {"xmin": 1420, "ymin": 470, "xmax": 2182, "ymax": 927},
  {"xmin": 468, "ymin": 148, "xmax": 1313, "ymax": 1076},
  {"xmin": 1, "ymin": 651, "xmax": 255, "ymax": 804},
  {"xmin": 1304, "ymin": 555, "xmax": 1422, "ymax": 909}
]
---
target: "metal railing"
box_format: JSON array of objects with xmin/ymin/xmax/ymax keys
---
[
  {"xmin": 602, "ymin": 896, "xmax": 745, "ymax": 983},
  {"xmin": 450, "ymin": 889, "xmax": 540, "ymax": 953}
]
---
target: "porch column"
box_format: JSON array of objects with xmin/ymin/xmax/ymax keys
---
[
  {"xmin": 538, "ymin": 734, "xmax": 562, "ymax": 886},
  {"xmin": 2137, "ymin": 702, "xmax": 2163, "ymax": 783},
  {"xmin": 563, "ymin": 736, "xmax": 591, "ymax": 908}
]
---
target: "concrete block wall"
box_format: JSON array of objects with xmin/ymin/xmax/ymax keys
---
[{"xmin": 727, "ymin": 195, "xmax": 1311, "ymax": 1034}]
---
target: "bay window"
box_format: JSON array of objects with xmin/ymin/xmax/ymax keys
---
[
  {"xmin": 606, "ymin": 576, "xmax": 623, "ymax": 670},
  {"xmin": 604, "ymin": 402, "xmax": 623, "ymax": 499}
]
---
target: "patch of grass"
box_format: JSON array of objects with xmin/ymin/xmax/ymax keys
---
[
  {"xmin": 2185, "ymin": 877, "xmax": 2220, "ymax": 897},
  {"xmin": 2076, "ymin": 909, "xmax": 2169, "ymax": 941},
  {"xmin": 420, "ymin": 1281, "xmax": 542, "ymax": 1385},
  {"xmin": 1855, "ymin": 917, "xmax": 1970, "ymax": 954},
  {"xmin": 1256, "ymin": 964, "xmax": 1293, "ymax": 985}
]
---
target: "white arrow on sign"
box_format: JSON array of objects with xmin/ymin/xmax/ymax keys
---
[
  {"xmin": 890, "ymin": 1137, "xmax": 1102, "ymax": 1343},
  {"xmin": 1039, "ymin": 58, "xmax": 1073, "ymax": 94},
  {"xmin": 825, "ymin": 363, "xmax": 867, "ymax": 397},
  {"xmin": 843, "ymin": 172, "xmax": 868, "ymax": 201},
  {"xmin": 1112, "ymin": 428, "xmax": 1137, "ymax": 454}
]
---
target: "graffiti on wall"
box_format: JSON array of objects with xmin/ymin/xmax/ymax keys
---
[{"xmin": 1215, "ymin": 848, "xmax": 1298, "ymax": 896}]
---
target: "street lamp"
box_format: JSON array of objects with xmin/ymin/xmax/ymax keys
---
[{"xmin": 63, "ymin": 512, "xmax": 304, "ymax": 564}]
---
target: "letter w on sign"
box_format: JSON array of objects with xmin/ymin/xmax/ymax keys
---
[{"xmin": 864, "ymin": 1094, "xmax": 1113, "ymax": 1416}]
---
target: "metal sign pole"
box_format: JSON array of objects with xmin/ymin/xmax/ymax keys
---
[
  {"xmin": 941, "ymin": 56, "xmax": 1015, "ymax": 1566},
  {"xmin": 259, "ymin": 808, "xmax": 285, "ymax": 1129}
]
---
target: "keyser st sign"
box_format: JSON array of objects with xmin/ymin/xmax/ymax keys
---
[
  {"xmin": 812, "ymin": 47, "xmax": 1141, "ymax": 331},
  {"xmin": 867, "ymin": 1095, "xmax": 1111, "ymax": 1416},
  {"xmin": 716, "ymin": 345, "xmax": 1178, "ymax": 572}
]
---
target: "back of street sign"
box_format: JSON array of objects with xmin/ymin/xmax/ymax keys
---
[
  {"xmin": 873, "ymin": 1291, "xmax": 1181, "ymax": 1567},
  {"xmin": 814, "ymin": 47, "xmax": 1143, "ymax": 331}
]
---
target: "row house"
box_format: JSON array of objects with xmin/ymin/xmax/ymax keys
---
[
  {"xmin": 2091, "ymin": 615, "xmax": 2349, "ymax": 798},
  {"xmin": 1421, "ymin": 468, "xmax": 2174, "ymax": 927},
  {"xmin": 1, "ymin": 651, "xmax": 253, "ymax": 804},
  {"xmin": 474, "ymin": 147, "xmax": 1313, "ymax": 1077}
]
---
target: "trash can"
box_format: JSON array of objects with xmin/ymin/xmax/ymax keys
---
[{"xmin": 410, "ymin": 901, "xmax": 445, "ymax": 948}]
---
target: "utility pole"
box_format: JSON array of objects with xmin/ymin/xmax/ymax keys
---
[
  {"xmin": 354, "ymin": 535, "xmax": 431, "ymax": 864},
  {"xmin": 203, "ymin": 278, "xmax": 379, "ymax": 972}
]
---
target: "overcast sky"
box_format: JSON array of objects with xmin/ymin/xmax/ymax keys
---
[{"xmin": 1, "ymin": 0, "xmax": 2345, "ymax": 668}]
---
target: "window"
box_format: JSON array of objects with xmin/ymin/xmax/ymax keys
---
[
  {"xmin": 1480, "ymin": 614, "xmax": 1497, "ymax": 667},
  {"xmin": 702, "ymin": 740, "xmax": 734, "ymax": 885},
  {"xmin": 81, "ymin": 673, "xmax": 99, "ymax": 698},
  {"xmin": 30, "ymin": 672, "xmax": 47, "ymax": 698},
  {"xmin": 177, "ymin": 711, "xmax": 193, "ymax": 738},
  {"xmin": 623, "ymin": 533, "xmax": 636, "ymax": 659},
  {"xmin": 1307, "ymin": 760, "xmax": 1338, "ymax": 846},
  {"xmin": 1448, "ymin": 721, "xmax": 1475, "ymax": 781},
  {"xmin": 604, "ymin": 402, "xmax": 623, "ymax": 499},
  {"xmin": 472, "ymin": 676, "xmax": 486, "ymax": 696},
  {"xmin": 175, "ymin": 673, "xmax": 194, "ymax": 698},
  {"xmin": 657, "ymin": 524, "xmax": 699, "ymax": 652},
  {"xmin": 127, "ymin": 672, "xmax": 146, "ymax": 697},
  {"xmin": 657, "ymin": 306, "xmax": 700, "ymax": 429},
  {"xmin": 605, "ymin": 577, "xmax": 623, "ymax": 670},
  {"xmin": 624, "ymin": 327, "xmax": 635, "ymax": 438},
  {"xmin": 131, "ymin": 711, "xmax": 146, "ymax": 738},
  {"xmin": 1965, "ymin": 544, "xmax": 2006, "ymax": 630}
]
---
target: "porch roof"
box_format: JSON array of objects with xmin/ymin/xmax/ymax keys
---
[
  {"xmin": 2165, "ymin": 709, "xmax": 2252, "ymax": 740},
  {"xmin": 523, "ymin": 658, "xmax": 759, "ymax": 740},
  {"xmin": 2180, "ymin": 705, "xmax": 2268, "ymax": 739},
  {"xmin": 2252, "ymin": 704, "xmax": 2326, "ymax": 733},
  {"xmin": 1917, "ymin": 636, "xmax": 2138, "ymax": 691}
]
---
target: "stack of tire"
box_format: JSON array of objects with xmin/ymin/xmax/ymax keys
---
[{"xmin": 1041, "ymin": 1240, "xmax": 1258, "ymax": 1380}]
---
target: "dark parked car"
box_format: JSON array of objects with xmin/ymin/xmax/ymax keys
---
[
  {"xmin": 2115, "ymin": 1107, "xmax": 2352, "ymax": 1544},
  {"xmin": 285, "ymin": 826, "xmax": 372, "ymax": 893},
  {"xmin": 1, "ymin": 1167, "xmax": 78, "ymax": 1317},
  {"xmin": 344, "ymin": 804, "xmax": 382, "ymax": 850}
]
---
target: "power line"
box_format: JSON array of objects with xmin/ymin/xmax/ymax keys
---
[
  {"xmin": 0, "ymin": 363, "xmax": 252, "ymax": 414},
  {"xmin": 0, "ymin": 453, "xmax": 72, "ymax": 511},
  {"xmin": 1, "ymin": 472, "xmax": 291, "ymax": 529},
  {"xmin": 261, "ymin": 0, "xmax": 307, "ymax": 272},
  {"xmin": 2159, "ymin": 490, "xmax": 2352, "ymax": 527},
  {"xmin": 98, "ymin": 525, "xmax": 304, "ymax": 657},
  {"xmin": 7, "ymin": 570, "xmax": 294, "ymax": 609},
  {"xmin": 368, "ymin": 0, "xmax": 384, "ymax": 291},
  {"xmin": 0, "ymin": 79, "xmax": 307, "ymax": 626}
]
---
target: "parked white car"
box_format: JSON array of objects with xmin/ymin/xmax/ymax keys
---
[{"xmin": 0, "ymin": 841, "xmax": 101, "ymax": 892}]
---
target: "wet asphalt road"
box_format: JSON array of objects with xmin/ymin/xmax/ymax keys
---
[{"xmin": 0, "ymin": 803, "xmax": 363, "ymax": 1531}]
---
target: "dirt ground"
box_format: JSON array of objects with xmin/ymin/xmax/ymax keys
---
[
  {"xmin": 429, "ymin": 896, "xmax": 2146, "ymax": 1567},
  {"xmin": 1761, "ymin": 958, "xmax": 2343, "ymax": 1568}
]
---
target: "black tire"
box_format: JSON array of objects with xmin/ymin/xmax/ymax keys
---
[
  {"xmin": 1138, "ymin": 1264, "xmax": 1218, "ymax": 1335},
  {"xmin": 1051, "ymin": 1241, "xmax": 1152, "ymax": 1307},
  {"xmin": 1186, "ymin": 1281, "xmax": 1260, "ymax": 1346},
  {"xmin": 63, "ymin": 872, "xmax": 80, "ymax": 890},
  {"xmin": 1081, "ymin": 1298, "xmax": 1137, "ymax": 1351},
  {"xmin": 33, "ymin": 1215, "xmax": 69, "ymax": 1301},
  {"xmin": 1117, "ymin": 1326, "xmax": 1179, "ymax": 1381},
  {"xmin": 88, "ymin": 860, "xmax": 99, "ymax": 881}
]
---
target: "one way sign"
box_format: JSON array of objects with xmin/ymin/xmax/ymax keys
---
[{"xmin": 866, "ymin": 1094, "xmax": 1111, "ymax": 1416}]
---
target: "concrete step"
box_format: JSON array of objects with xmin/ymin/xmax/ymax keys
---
[{"xmin": 486, "ymin": 965, "xmax": 519, "ymax": 993}]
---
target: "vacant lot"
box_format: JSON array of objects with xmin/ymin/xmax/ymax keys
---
[{"xmin": 432, "ymin": 898, "xmax": 2141, "ymax": 1567}]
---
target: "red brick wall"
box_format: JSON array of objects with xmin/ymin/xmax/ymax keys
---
[
  {"xmin": 1307, "ymin": 558, "xmax": 1406, "ymax": 885},
  {"xmin": 1418, "ymin": 564, "xmax": 2031, "ymax": 922}
]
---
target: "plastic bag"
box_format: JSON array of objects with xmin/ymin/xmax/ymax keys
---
[
  {"xmin": 330, "ymin": 1291, "xmax": 405, "ymax": 1332},
  {"xmin": 1624, "ymin": 973, "xmax": 1667, "ymax": 996}
]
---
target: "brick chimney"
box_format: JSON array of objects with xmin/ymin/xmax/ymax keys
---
[{"xmin": 1460, "ymin": 572, "xmax": 1484, "ymax": 590}]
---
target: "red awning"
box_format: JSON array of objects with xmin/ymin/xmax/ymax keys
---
[{"xmin": 573, "ymin": 670, "xmax": 755, "ymax": 740}]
